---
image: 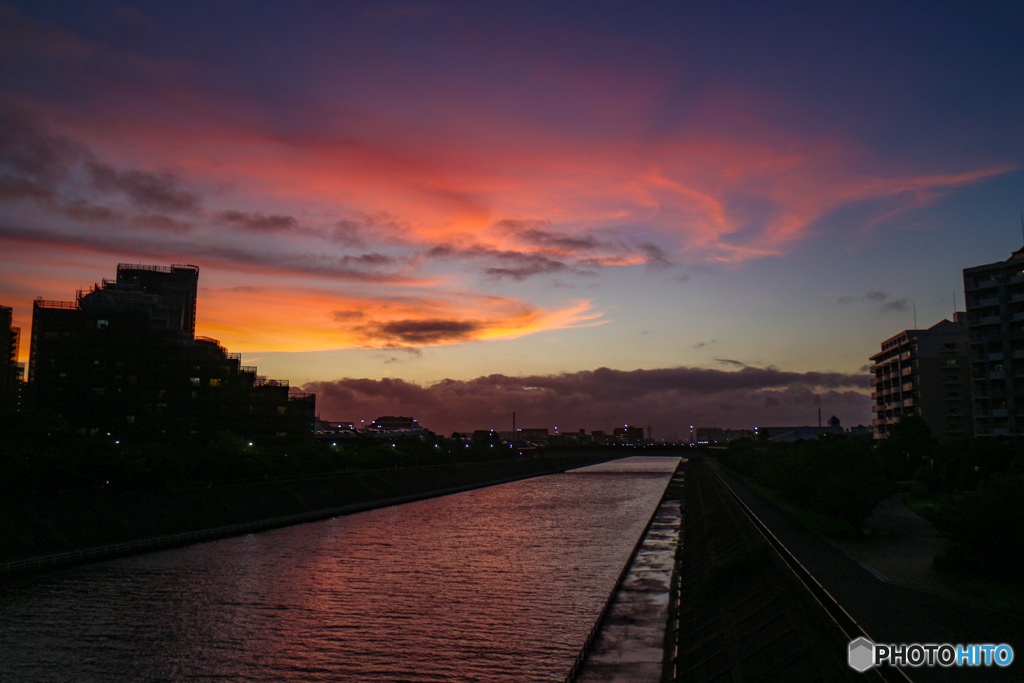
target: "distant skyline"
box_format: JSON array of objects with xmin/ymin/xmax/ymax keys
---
[{"xmin": 2, "ymin": 2, "xmax": 1022, "ymax": 437}]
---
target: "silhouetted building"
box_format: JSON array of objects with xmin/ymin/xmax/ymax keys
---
[
  {"xmin": 1, "ymin": 305, "xmax": 22, "ymax": 412},
  {"xmin": 869, "ymin": 317, "xmax": 971, "ymax": 440},
  {"xmin": 963, "ymin": 247, "xmax": 1024, "ymax": 437},
  {"xmin": 370, "ymin": 415, "xmax": 421, "ymax": 431},
  {"xmin": 28, "ymin": 264, "xmax": 314, "ymax": 439},
  {"xmin": 612, "ymin": 425, "xmax": 646, "ymax": 444},
  {"xmin": 756, "ymin": 418, "xmax": 844, "ymax": 442}
]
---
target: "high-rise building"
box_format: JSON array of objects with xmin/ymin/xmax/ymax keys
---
[
  {"xmin": 869, "ymin": 317, "xmax": 971, "ymax": 440},
  {"xmin": 28, "ymin": 264, "xmax": 314, "ymax": 438},
  {"xmin": 1, "ymin": 305, "xmax": 22, "ymax": 412},
  {"xmin": 963, "ymin": 246, "xmax": 1024, "ymax": 437},
  {"xmin": 111, "ymin": 263, "xmax": 199, "ymax": 335}
]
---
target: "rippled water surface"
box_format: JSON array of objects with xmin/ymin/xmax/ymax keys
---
[{"xmin": 1, "ymin": 456, "xmax": 678, "ymax": 681}]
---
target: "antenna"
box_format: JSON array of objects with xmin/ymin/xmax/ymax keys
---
[{"xmin": 913, "ymin": 302, "xmax": 917, "ymax": 329}]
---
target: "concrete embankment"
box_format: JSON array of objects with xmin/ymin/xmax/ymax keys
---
[
  {"xmin": 573, "ymin": 462, "xmax": 685, "ymax": 683},
  {"xmin": 1, "ymin": 452, "xmax": 612, "ymax": 575},
  {"xmin": 569, "ymin": 456, "xmax": 867, "ymax": 682}
]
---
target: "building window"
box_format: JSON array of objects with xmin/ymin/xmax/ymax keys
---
[
  {"xmin": 97, "ymin": 319, "xmax": 109, "ymax": 329},
  {"xmin": 209, "ymin": 378, "xmax": 221, "ymax": 387},
  {"xmin": 190, "ymin": 377, "xmax": 201, "ymax": 387}
]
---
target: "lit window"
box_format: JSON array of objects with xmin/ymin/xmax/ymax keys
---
[
  {"xmin": 190, "ymin": 377, "xmax": 201, "ymax": 386},
  {"xmin": 97, "ymin": 319, "xmax": 109, "ymax": 329},
  {"xmin": 209, "ymin": 378, "xmax": 221, "ymax": 387}
]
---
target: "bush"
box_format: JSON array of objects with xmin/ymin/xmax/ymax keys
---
[
  {"xmin": 936, "ymin": 476, "xmax": 1024, "ymax": 583},
  {"xmin": 721, "ymin": 436, "xmax": 893, "ymax": 531}
]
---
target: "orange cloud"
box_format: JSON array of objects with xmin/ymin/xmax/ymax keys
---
[{"xmin": 196, "ymin": 283, "xmax": 603, "ymax": 353}]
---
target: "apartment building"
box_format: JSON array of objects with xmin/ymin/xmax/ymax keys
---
[
  {"xmin": 28, "ymin": 264, "xmax": 314, "ymax": 439},
  {"xmin": 1, "ymin": 305, "xmax": 22, "ymax": 412},
  {"xmin": 963, "ymin": 246, "xmax": 1024, "ymax": 437},
  {"xmin": 870, "ymin": 317, "xmax": 971, "ymax": 440}
]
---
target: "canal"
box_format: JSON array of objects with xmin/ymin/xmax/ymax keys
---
[{"xmin": 0, "ymin": 456, "xmax": 680, "ymax": 681}]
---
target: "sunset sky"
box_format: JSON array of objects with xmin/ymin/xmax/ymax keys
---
[{"xmin": 2, "ymin": 1, "xmax": 1022, "ymax": 438}]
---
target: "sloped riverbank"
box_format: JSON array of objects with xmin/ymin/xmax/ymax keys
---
[{"xmin": 1, "ymin": 452, "xmax": 612, "ymax": 573}]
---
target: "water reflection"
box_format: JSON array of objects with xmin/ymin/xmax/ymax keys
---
[{"xmin": 1, "ymin": 456, "xmax": 679, "ymax": 681}]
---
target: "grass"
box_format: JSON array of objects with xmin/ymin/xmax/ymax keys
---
[
  {"xmin": 724, "ymin": 459, "xmax": 1024, "ymax": 617},
  {"xmin": 728, "ymin": 471, "xmax": 858, "ymax": 538},
  {"xmin": 904, "ymin": 489, "xmax": 1024, "ymax": 616},
  {"xmin": 931, "ymin": 566, "xmax": 1024, "ymax": 617},
  {"xmin": 901, "ymin": 489, "xmax": 960, "ymax": 530}
]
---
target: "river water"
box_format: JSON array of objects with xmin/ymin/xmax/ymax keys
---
[{"xmin": 0, "ymin": 456, "xmax": 679, "ymax": 682}]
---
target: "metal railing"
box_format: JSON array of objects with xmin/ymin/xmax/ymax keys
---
[{"xmin": 33, "ymin": 298, "xmax": 78, "ymax": 310}]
